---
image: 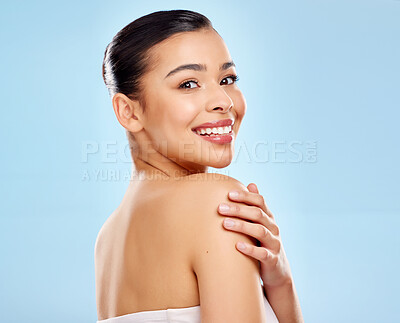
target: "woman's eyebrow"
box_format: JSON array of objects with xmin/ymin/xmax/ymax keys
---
[{"xmin": 164, "ymin": 61, "xmax": 235, "ymax": 79}]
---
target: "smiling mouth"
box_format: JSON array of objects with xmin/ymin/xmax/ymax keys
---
[{"xmin": 192, "ymin": 124, "xmax": 233, "ymax": 136}]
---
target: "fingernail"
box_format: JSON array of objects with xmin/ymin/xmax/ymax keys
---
[
  {"xmin": 219, "ymin": 204, "xmax": 230, "ymax": 212},
  {"xmin": 229, "ymin": 191, "xmax": 239, "ymax": 198},
  {"xmin": 237, "ymin": 242, "xmax": 246, "ymax": 250},
  {"xmin": 224, "ymin": 219, "xmax": 235, "ymax": 228}
]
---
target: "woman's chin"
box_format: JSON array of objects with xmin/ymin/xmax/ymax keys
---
[
  {"xmin": 205, "ymin": 154, "xmax": 233, "ymax": 169},
  {"xmin": 210, "ymin": 161, "xmax": 232, "ymax": 169}
]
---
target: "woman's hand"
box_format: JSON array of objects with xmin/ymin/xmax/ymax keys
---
[
  {"xmin": 218, "ymin": 183, "xmax": 293, "ymax": 289},
  {"xmin": 218, "ymin": 183, "xmax": 305, "ymax": 323}
]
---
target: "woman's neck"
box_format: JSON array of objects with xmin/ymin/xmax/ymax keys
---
[{"xmin": 131, "ymin": 156, "xmax": 208, "ymax": 181}]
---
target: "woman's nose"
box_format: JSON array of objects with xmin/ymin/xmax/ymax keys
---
[{"xmin": 205, "ymin": 85, "xmax": 234, "ymax": 113}]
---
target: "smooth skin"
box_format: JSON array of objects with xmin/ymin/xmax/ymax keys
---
[
  {"xmin": 219, "ymin": 183, "xmax": 304, "ymax": 322},
  {"xmin": 95, "ymin": 27, "xmax": 304, "ymax": 322},
  {"xmin": 179, "ymin": 173, "xmax": 271, "ymax": 322}
]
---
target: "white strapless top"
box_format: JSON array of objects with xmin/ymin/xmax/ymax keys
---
[{"xmin": 97, "ymin": 294, "xmax": 279, "ymax": 323}]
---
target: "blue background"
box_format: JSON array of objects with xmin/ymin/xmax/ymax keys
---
[{"xmin": 1, "ymin": 0, "xmax": 399, "ymax": 322}]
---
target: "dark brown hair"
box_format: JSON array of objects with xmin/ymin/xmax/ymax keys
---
[{"xmin": 102, "ymin": 9, "xmax": 214, "ymax": 110}]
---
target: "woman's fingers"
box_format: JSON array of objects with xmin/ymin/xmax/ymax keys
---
[
  {"xmin": 247, "ymin": 183, "xmax": 259, "ymax": 194},
  {"xmin": 235, "ymin": 241, "xmax": 278, "ymax": 266},
  {"xmin": 222, "ymin": 218, "xmax": 281, "ymax": 253},
  {"xmin": 228, "ymin": 185, "xmax": 274, "ymax": 219},
  {"xmin": 218, "ymin": 202, "xmax": 279, "ymax": 236}
]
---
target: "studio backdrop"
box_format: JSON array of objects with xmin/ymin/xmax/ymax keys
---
[{"xmin": 0, "ymin": 1, "xmax": 399, "ymax": 322}]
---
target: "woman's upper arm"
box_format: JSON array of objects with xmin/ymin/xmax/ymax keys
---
[{"xmin": 183, "ymin": 174, "xmax": 267, "ymax": 323}]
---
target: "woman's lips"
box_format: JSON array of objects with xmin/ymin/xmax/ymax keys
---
[
  {"xmin": 191, "ymin": 118, "xmax": 234, "ymax": 131},
  {"xmin": 192, "ymin": 128, "xmax": 234, "ymax": 144}
]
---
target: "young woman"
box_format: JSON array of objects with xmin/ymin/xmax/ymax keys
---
[{"xmin": 95, "ymin": 9, "xmax": 304, "ymax": 323}]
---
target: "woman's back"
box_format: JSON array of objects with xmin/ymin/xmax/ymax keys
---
[
  {"xmin": 95, "ymin": 173, "xmax": 278, "ymax": 322},
  {"xmin": 95, "ymin": 174, "xmax": 201, "ymax": 321}
]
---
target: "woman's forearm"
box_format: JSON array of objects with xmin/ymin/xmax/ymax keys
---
[{"xmin": 264, "ymin": 279, "xmax": 304, "ymax": 323}]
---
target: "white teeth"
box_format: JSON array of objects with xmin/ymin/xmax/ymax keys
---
[{"xmin": 195, "ymin": 125, "xmax": 232, "ymax": 136}]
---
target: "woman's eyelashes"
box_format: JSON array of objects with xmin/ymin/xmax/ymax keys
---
[
  {"xmin": 221, "ymin": 74, "xmax": 239, "ymax": 85},
  {"xmin": 178, "ymin": 79, "xmax": 198, "ymax": 89},
  {"xmin": 178, "ymin": 74, "xmax": 239, "ymax": 90}
]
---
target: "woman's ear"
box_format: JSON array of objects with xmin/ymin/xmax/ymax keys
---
[{"xmin": 112, "ymin": 93, "xmax": 144, "ymax": 133}]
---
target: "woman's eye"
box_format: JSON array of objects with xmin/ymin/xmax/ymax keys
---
[
  {"xmin": 179, "ymin": 80, "xmax": 199, "ymax": 89},
  {"xmin": 178, "ymin": 75, "xmax": 239, "ymax": 90},
  {"xmin": 221, "ymin": 75, "xmax": 239, "ymax": 85}
]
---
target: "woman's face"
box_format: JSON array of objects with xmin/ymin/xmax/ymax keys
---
[{"xmin": 137, "ymin": 28, "xmax": 247, "ymax": 170}]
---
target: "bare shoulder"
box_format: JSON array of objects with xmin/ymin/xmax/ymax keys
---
[
  {"xmin": 168, "ymin": 172, "xmax": 250, "ymax": 219},
  {"xmin": 178, "ymin": 172, "xmax": 249, "ymax": 192},
  {"xmin": 175, "ymin": 173, "xmax": 266, "ymax": 322},
  {"xmin": 172, "ymin": 172, "xmax": 252, "ymax": 234},
  {"xmin": 169, "ymin": 172, "xmax": 257, "ymax": 257},
  {"xmin": 175, "ymin": 172, "xmax": 253, "ymax": 242}
]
